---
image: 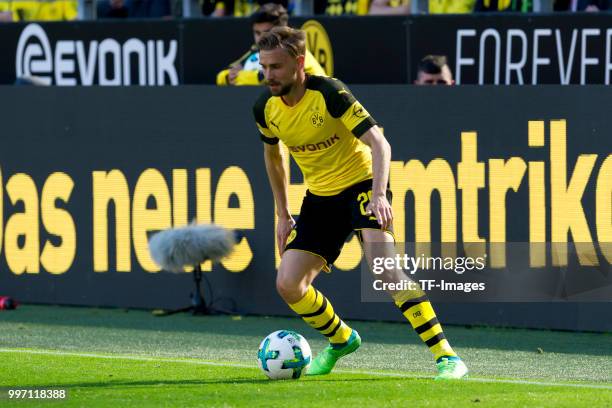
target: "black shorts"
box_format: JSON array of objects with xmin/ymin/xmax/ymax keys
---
[{"xmin": 284, "ymin": 179, "xmax": 393, "ymax": 271}]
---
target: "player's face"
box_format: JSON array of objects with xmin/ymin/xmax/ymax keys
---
[
  {"xmin": 260, "ymin": 48, "xmax": 302, "ymax": 96},
  {"xmin": 253, "ymin": 22, "xmax": 275, "ymax": 45},
  {"xmin": 414, "ymin": 67, "xmax": 454, "ymax": 86}
]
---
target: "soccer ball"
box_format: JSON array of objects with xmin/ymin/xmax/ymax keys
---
[{"xmin": 257, "ymin": 330, "xmax": 312, "ymax": 380}]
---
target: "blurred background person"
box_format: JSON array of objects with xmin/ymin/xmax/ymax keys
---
[
  {"xmin": 129, "ymin": 0, "xmax": 172, "ymax": 17},
  {"xmin": 97, "ymin": 0, "xmax": 171, "ymax": 18},
  {"xmin": 201, "ymin": 0, "xmax": 289, "ymax": 17},
  {"xmin": 428, "ymin": 0, "xmax": 475, "ymax": 13},
  {"xmin": 216, "ymin": 3, "xmax": 325, "ymax": 86},
  {"xmin": 474, "ymin": 0, "xmax": 533, "ymax": 12},
  {"xmin": 316, "ymin": 0, "xmax": 370, "ymax": 15},
  {"xmin": 369, "ymin": 0, "xmax": 410, "ymax": 15},
  {"xmin": 97, "ymin": 0, "xmax": 130, "ymax": 18},
  {"xmin": 369, "ymin": 0, "xmax": 475, "ymax": 16},
  {"xmin": 414, "ymin": 55, "xmax": 454, "ymax": 85},
  {"xmin": 554, "ymin": 0, "xmax": 610, "ymax": 11},
  {"xmin": 0, "ymin": 0, "xmax": 78, "ymax": 21}
]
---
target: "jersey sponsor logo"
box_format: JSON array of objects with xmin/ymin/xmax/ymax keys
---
[
  {"xmin": 288, "ymin": 134, "xmax": 339, "ymax": 153},
  {"xmin": 310, "ymin": 112, "xmax": 324, "ymax": 128},
  {"xmin": 301, "ymin": 20, "xmax": 334, "ymax": 77}
]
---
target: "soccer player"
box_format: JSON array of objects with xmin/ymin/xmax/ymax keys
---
[{"xmin": 253, "ymin": 26, "xmax": 468, "ymax": 380}]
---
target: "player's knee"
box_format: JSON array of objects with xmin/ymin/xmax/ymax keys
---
[
  {"xmin": 276, "ymin": 274, "xmax": 304, "ymax": 304},
  {"xmin": 275, "ymin": 275, "xmax": 294, "ymax": 300}
]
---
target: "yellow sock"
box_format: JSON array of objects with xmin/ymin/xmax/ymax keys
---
[
  {"xmin": 394, "ymin": 290, "xmax": 457, "ymax": 361},
  {"xmin": 289, "ymin": 286, "xmax": 352, "ymax": 344}
]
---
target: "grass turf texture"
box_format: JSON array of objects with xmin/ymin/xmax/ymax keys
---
[{"xmin": 0, "ymin": 305, "xmax": 610, "ymax": 407}]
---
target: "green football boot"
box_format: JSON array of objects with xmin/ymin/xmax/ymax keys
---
[
  {"xmin": 434, "ymin": 356, "xmax": 468, "ymax": 380},
  {"xmin": 306, "ymin": 330, "xmax": 361, "ymax": 376}
]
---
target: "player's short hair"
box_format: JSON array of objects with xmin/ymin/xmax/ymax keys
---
[
  {"xmin": 250, "ymin": 3, "xmax": 289, "ymax": 26},
  {"xmin": 417, "ymin": 55, "xmax": 450, "ymax": 75},
  {"xmin": 257, "ymin": 26, "xmax": 306, "ymax": 58}
]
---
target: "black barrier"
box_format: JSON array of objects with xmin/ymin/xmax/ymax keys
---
[
  {"xmin": 5, "ymin": 14, "xmax": 612, "ymax": 86},
  {"xmin": 2, "ymin": 17, "xmax": 408, "ymax": 86},
  {"xmin": 0, "ymin": 85, "xmax": 610, "ymax": 331},
  {"xmin": 2, "ymin": 21, "xmax": 181, "ymax": 86},
  {"xmin": 409, "ymin": 14, "xmax": 612, "ymax": 85},
  {"xmin": 182, "ymin": 16, "xmax": 408, "ymax": 85},
  {"xmin": 6, "ymin": 14, "xmax": 612, "ymax": 86}
]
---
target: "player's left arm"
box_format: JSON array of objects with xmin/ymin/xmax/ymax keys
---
[
  {"xmin": 359, "ymin": 126, "xmax": 393, "ymax": 230},
  {"xmin": 325, "ymin": 77, "xmax": 393, "ymax": 229}
]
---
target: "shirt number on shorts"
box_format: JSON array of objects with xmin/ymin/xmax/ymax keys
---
[{"xmin": 357, "ymin": 191, "xmax": 377, "ymax": 220}]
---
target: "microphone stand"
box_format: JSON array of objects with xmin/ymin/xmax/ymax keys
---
[{"xmin": 153, "ymin": 263, "xmax": 210, "ymax": 316}]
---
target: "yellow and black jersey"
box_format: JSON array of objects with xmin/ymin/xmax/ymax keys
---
[{"xmin": 253, "ymin": 76, "xmax": 376, "ymax": 196}]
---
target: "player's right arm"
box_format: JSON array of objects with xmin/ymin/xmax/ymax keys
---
[
  {"xmin": 254, "ymin": 92, "xmax": 295, "ymax": 256},
  {"xmin": 263, "ymin": 143, "xmax": 295, "ymax": 256}
]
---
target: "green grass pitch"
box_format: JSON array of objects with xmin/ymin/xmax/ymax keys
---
[{"xmin": 0, "ymin": 305, "xmax": 610, "ymax": 407}]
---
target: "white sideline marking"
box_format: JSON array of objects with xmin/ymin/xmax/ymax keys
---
[{"xmin": 1, "ymin": 348, "xmax": 611, "ymax": 390}]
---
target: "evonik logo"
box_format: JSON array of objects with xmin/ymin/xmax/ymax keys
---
[
  {"xmin": 16, "ymin": 23, "xmax": 179, "ymax": 86},
  {"xmin": 288, "ymin": 134, "xmax": 340, "ymax": 153}
]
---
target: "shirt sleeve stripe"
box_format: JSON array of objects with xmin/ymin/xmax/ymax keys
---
[
  {"xmin": 260, "ymin": 133, "xmax": 280, "ymax": 145},
  {"xmin": 253, "ymin": 89, "xmax": 272, "ymax": 129},
  {"xmin": 352, "ymin": 117, "xmax": 377, "ymax": 138}
]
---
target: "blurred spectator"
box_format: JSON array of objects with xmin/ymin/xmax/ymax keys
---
[
  {"xmin": 414, "ymin": 55, "xmax": 454, "ymax": 85},
  {"xmin": 216, "ymin": 3, "xmax": 325, "ymax": 86},
  {"xmin": 170, "ymin": 0, "xmax": 182, "ymax": 16},
  {"xmin": 0, "ymin": 0, "xmax": 78, "ymax": 21},
  {"xmin": 98, "ymin": 0, "xmax": 129, "ymax": 18},
  {"xmin": 130, "ymin": 0, "xmax": 171, "ymax": 16},
  {"xmin": 428, "ymin": 0, "xmax": 475, "ymax": 13},
  {"xmin": 315, "ymin": 0, "xmax": 370, "ymax": 15},
  {"xmin": 369, "ymin": 0, "xmax": 409, "ymax": 15},
  {"xmin": 554, "ymin": 0, "xmax": 610, "ymax": 11},
  {"xmin": 474, "ymin": 0, "xmax": 532, "ymax": 12},
  {"xmin": 97, "ymin": 0, "xmax": 171, "ymax": 18},
  {"xmin": 201, "ymin": 0, "xmax": 289, "ymax": 17}
]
